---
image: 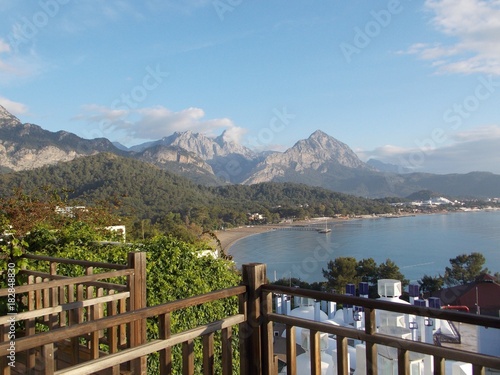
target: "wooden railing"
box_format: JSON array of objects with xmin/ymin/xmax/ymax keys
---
[
  {"xmin": 0, "ymin": 252, "xmax": 146, "ymax": 374},
  {"xmin": 1, "ymin": 259, "xmax": 500, "ymax": 374}
]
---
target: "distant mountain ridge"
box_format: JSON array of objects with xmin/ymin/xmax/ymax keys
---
[
  {"xmin": 1, "ymin": 104, "xmax": 499, "ymax": 198},
  {"xmin": 0, "ymin": 106, "xmax": 122, "ymax": 171}
]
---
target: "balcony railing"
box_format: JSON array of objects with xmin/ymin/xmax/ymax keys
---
[{"xmin": 1, "ymin": 258, "xmax": 499, "ymax": 374}]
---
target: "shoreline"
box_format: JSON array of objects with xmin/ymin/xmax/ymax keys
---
[
  {"xmin": 215, "ymin": 215, "xmax": 392, "ymax": 253},
  {"xmin": 214, "ymin": 211, "xmax": 465, "ymax": 254}
]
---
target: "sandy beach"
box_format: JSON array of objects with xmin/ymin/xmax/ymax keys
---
[
  {"xmin": 213, "ymin": 214, "xmax": 420, "ymax": 253},
  {"xmin": 215, "ymin": 225, "xmax": 273, "ymax": 252},
  {"xmin": 214, "ymin": 217, "xmax": 347, "ymax": 252}
]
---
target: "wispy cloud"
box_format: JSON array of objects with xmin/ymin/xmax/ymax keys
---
[
  {"xmin": 402, "ymin": 0, "xmax": 500, "ymax": 75},
  {"xmin": 75, "ymin": 104, "xmax": 246, "ymax": 144},
  {"xmin": 0, "ymin": 96, "xmax": 29, "ymax": 115}
]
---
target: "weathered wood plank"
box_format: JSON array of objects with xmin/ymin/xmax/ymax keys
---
[
  {"xmin": 309, "ymin": 329, "xmax": 321, "ymax": 375},
  {"xmin": 202, "ymin": 332, "xmax": 214, "ymax": 375},
  {"xmin": 286, "ymin": 325, "xmax": 296, "ymax": 375},
  {"xmin": 53, "ymin": 314, "xmax": 244, "ymax": 375},
  {"xmin": 182, "ymin": 339, "xmax": 194, "ymax": 375},
  {"xmin": 159, "ymin": 312, "xmax": 172, "ymax": 375},
  {"xmin": 22, "ymin": 254, "xmax": 129, "ymax": 270},
  {"xmin": 107, "ymin": 290, "xmax": 120, "ymax": 375},
  {"xmin": 0, "ymin": 292, "xmax": 130, "ymax": 324},
  {"xmin": 19, "ymin": 270, "xmax": 129, "ymax": 292},
  {"xmin": 364, "ymin": 308, "xmax": 377, "ymax": 375},
  {"xmin": 242, "ymin": 263, "xmax": 267, "ymax": 375},
  {"xmin": 0, "ymin": 269, "xmax": 133, "ymax": 296},
  {"xmin": 397, "ymin": 348, "xmax": 409, "ymax": 375},
  {"xmin": 222, "ymin": 327, "xmax": 232, "ymax": 375},
  {"xmin": 128, "ymin": 252, "xmax": 147, "ymax": 374},
  {"xmin": 0, "ymin": 286, "xmax": 246, "ymax": 353}
]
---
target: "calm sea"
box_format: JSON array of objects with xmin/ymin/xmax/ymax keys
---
[{"xmin": 228, "ymin": 211, "xmax": 500, "ymax": 284}]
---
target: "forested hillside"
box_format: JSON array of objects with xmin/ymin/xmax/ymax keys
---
[{"xmin": 0, "ymin": 153, "xmax": 396, "ymax": 236}]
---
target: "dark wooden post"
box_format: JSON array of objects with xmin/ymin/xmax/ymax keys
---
[
  {"xmin": 365, "ymin": 307, "xmax": 378, "ymax": 375},
  {"xmin": 128, "ymin": 252, "xmax": 147, "ymax": 374},
  {"xmin": 242, "ymin": 263, "xmax": 273, "ymax": 375}
]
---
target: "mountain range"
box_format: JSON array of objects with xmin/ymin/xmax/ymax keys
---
[{"xmin": 1, "ymin": 104, "xmax": 499, "ymax": 198}]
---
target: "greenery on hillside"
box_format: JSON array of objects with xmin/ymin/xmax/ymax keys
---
[
  {"xmin": 0, "ymin": 153, "xmax": 397, "ymax": 240},
  {"xmin": 0, "ymin": 196, "xmax": 241, "ymax": 374}
]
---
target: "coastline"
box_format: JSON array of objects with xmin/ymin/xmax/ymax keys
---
[
  {"xmin": 214, "ymin": 212, "xmax": 432, "ymax": 254},
  {"xmin": 215, "ymin": 217, "xmax": 358, "ymax": 253},
  {"xmin": 215, "ymin": 226, "xmax": 274, "ymax": 253}
]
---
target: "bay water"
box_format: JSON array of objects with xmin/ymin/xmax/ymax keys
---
[{"xmin": 228, "ymin": 211, "xmax": 500, "ymax": 284}]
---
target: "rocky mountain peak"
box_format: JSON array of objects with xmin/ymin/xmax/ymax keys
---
[
  {"xmin": 290, "ymin": 130, "xmax": 366, "ymax": 169},
  {"xmin": 0, "ymin": 105, "xmax": 21, "ymax": 127}
]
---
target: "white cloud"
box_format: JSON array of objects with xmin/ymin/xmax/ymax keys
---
[
  {"xmin": 405, "ymin": 0, "xmax": 500, "ymax": 75},
  {"xmin": 0, "ymin": 96, "xmax": 29, "ymax": 115},
  {"xmin": 452, "ymin": 125, "xmax": 500, "ymax": 141},
  {"xmin": 361, "ymin": 125, "xmax": 500, "ymax": 174},
  {"xmin": 75, "ymin": 104, "xmax": 246, "ymax": 144},
  {"xmin": 0, "ymin": 37, "xmax": 44, "ymax": 83}
]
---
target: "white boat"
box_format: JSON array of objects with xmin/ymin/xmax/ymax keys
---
[{"xmin": 318, "ymin": 219, "xmax": 331, "ymax": 233}]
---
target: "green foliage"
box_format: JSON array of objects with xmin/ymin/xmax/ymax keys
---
[
  {"xmin": 443, "ymin": 252, "xmax": 489, "ymax": 286},
  {"xmin": 418, "ymin": 274, "xmax": 444, "ymax": 295},
  {"xmin": 23, "ymin": 222, "xmax": 241, "ymax": 374},
  {"xmin": 271, "ymin": 277, "xmax": 324, "ymax": 291},
  {"xmin": 0, "ymin": 154, "xmax": 397, "ymax": 241},
  {"xmin": 323, "ymin": 257, "xmax": 360, "ymax": 294},
  {"xmin": 323, "ymin": 256, "xmax": 408, "ymax": 297}
]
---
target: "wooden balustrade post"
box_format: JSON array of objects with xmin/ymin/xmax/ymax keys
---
[
  {"xmin": 242, "ymin": 263, "xmax": 273, "ymax": 375},
  {"xmin": 128, "ymin": 252, "xmax": 147, "ymax": 374},
  {"xmin": 364, "ymin": 307, "xmax": 378, "ymax": 375}
]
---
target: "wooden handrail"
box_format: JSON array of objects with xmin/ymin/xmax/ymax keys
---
[
  {"xmin": 18, "ymin": 270, "xmax": 129, "ymax": 291},
  {"xmin": 263, "ymin": 284, "xmax": 500, "ymax": 329},
  {"xmin": 268, "ymin": 313, "xmax": 500, "ymax": 370},
  {"xmin": 0, "ymin": 291, "xmax": 130, "ymax": 325},
  {"xmin": 53, "ymin": 314, "xmax": 245, "ymax": 375},
  {"xmin": 0, "ymin": 269, "xmax": 134, "ymax": 297},
  {"xmin": 22, "ymin": 253, "xmax": 129, "ymax": 270},
  {"xmin": 0, "ymin": 285, "xmax": 247, "ymax": 353}
]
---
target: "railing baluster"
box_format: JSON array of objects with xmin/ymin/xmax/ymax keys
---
[
  {"xmin": 473, "ymin": 364, "xmax": 486, "ymax": 375},
  {"xmin": 73, "ymin": 283, "xmax": 84, "ymax": 362},
  {"xmin": 128, "ymin": 252, "xmax": 147, "ymax": 374},
  {"xmin": 222, "ymin": 326, "xmax": 233, "ymax": 375},
  {"xmin": 336, "ymin": 335, "xmax": 348, "ymax": 375},
  {"xmin": 364, "ymin": 307, "xmax": 378, "ymax": 375},
  {"xmin": 309, "ymin": 329, "xmax": 321, "ymax": 375},
  {"xmin": 90, "ymin": 285, "xmax": 100, "ymax": 360},
  {"xmin": 238, "ymin": 291, "xmax": 249, "ymax": 375},
  {"xmin": 119, "ymin": 296, "xmax": 127, "ymax": 346},
  {"xmin": 27, "ymin": 275, "xmax": 36, "ymax": 371},
  {"xmin": 434, "ymin": 356, "xmax": 445, "ymax": 375},
  {"xmin": 262, "ymin": 288, "xmax": 274, "ymax": 375},
  {"xmin": 202, "ymin": 332, "xmax": 214, "ymax": 375},
  {"xmin": 107, "ymin": 290, "xmax": 120, "ymax": 375},
  {"xmin": 286, "ymin": 325, "xmax": 296, "ymax": 375},
  {"xmin": 42, "ymin": 343, "xmax": 55, "ymax": 375},
  {"xmin": 182, "ymin": 339, "xmax": 195, "ymax": 375},
  {"xmin": 397, "ymin": 348, "xmax": 409, "ymax": 375},
  {"xmin": 159, "ymin": 312, "xmax": 172, "ymax": 375}
]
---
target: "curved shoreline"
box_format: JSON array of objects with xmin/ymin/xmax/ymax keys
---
[
  {"xmin": 214, "ymin": 213, "xmax": 433, "ymax": 254},
  {"xmin": 215, "ymin": 226, "xmax": 274, "ymax": 253},
  {"xmin": 215, "ymin": 217, "xmax": 353, "ymax": 253}
]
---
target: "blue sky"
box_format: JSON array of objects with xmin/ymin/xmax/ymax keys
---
[{"xmin": 1, "ymin": 0, "xmax": 500, "ymax": 174}]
